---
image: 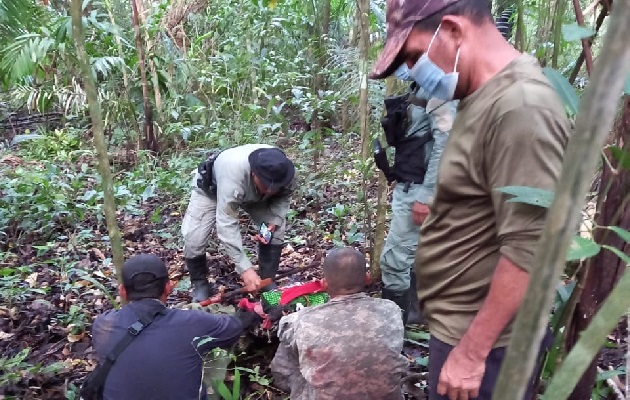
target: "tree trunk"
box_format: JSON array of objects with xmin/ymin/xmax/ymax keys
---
[
  {"xmin": 131, "ymin": 0, "xmax": 157, "ymax": 153},
  {"xmin": 70, "ymin": 0, "xmax": 125, "ymax": 292},
  {"xmin": 551, "ymin": 0, "xmax": 567, "ymax": 69},
  {"xmin": 569, "ymin": 1, "xmax": 610, "ymax": 84},
  {"xmin": 565, "ymin": 96, "xmax": 630, "ymax": 400},
  {"xmin": 493, "ymin": 1, "xmax": 630, "ymax": 398},
  {"xmin": 371, "ymin": 77, "xmax": 397, "ymax": 281},
  {"xmin": 356, "ymin": 0, "xmax": 371, "ymax": 260}
]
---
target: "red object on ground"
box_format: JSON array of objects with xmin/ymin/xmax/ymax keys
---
[{"xmin": 279, "ymin": 280, "xmax": 325, "ymax": 305}]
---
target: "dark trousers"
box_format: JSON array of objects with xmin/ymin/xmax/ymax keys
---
[{"xmin": 428, "ymin": 329, "xmax": 553, "ymax": 400}]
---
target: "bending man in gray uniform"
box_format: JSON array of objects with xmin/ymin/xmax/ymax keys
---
[
  {"xmin": 181, "ymin": 144, "xmax": 296, "ymax": 302},
  {"xmin": 375, "ymin": 67, "xmax": 456, "ymax": 325}
]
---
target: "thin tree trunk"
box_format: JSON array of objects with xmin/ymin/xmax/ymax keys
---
[
  {"xmin": 131, "ymin": 0, "xmax": 157, "ymax": 153},
  {"xmin": 356, "ymin": 0, "xmax": 371, "ymax": 261},
  {"xmin": 551, "ymin": 0, "xmax": 566, "ymax": 68},
  {"xmin": 569, "ymin": 1, "xmax": 609, "ymax": 84},
  {"xmin": 371, "ymin": 77, "xmax": 397, "ymax": 281},
  {"xmin": 493, "ymin": 1, "xmax": 630, "ymax": 398},
  {"xmin": 70, "ymin": 0, "xmax": 125, "ymax": 292},
  {"xmin": 565, "ymin": 96, "xmax": 630, "ymax": 400},
  {"xmin": 572, "ymin": 0, "xmax": 594, "ymax": 76},
  {"xmin": 515, "ymin": 0, "xmax": 526, "ymax": 52}
]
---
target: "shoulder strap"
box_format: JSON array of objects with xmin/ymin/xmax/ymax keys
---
[{"xmin": 91, "ymin": 302, "xmax": 166, "ymax": 388}]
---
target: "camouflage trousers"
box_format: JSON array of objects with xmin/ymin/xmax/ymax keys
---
[{"xmin": 380, "ymin": 182, "xmax": 423, "ymax": 292}]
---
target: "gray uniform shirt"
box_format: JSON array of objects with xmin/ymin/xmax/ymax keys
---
[{"xmin": 200, "ymin": 144, "xmax": 294, "ymax": 273}]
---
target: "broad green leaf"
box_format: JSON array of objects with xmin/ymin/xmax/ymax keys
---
[
  {"xmin": 232, "ymin": 368, "xmax": 240, "ymax": 399},
  {"xmin": 602, "ymin": 245, "xmax": 630, "ymax": 266},
  {"xmin": 415, "ymin": 356, "xmax": 429, "ymax": 367},
  {"xmin": 542, "ymin": 68, "xmax": 580, "ymax": 116},
  {"xmin": 405, "ymin": 329, "xmax": 430, "ymax": 341},
  {"xmin": 543, "ymin": 269, "xmax": 630, "ymax": 399},
  {"xmin": 605, "ymin": 225, "xmax": 630, "ymax": 243},
  {"xmin": 596, "ymin": 367, "xmax": 626, "ymax": 382},
  {"xmin": 566, "ymin": 236, "xmax": 601, "ymax": 261},
  {"xmin": 609, "ymin": 146, "xmax": 630, "ymax": 172},
  {"xmin": 561, "ymin": 23, "xmax": 595, "ymax": 42},
  {"xmin": 213, "ymin": 379, "xmax": 233, "ymax": 400},
  {"xmin": 495, "ymin": 186, "xmax": 554, "ymax": 208},
  {"xmin": 555, "ymin": 281, "xmax": 575, "ymax": 303}
]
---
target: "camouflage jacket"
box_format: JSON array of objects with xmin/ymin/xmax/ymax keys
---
[{"xmin": 270, "ymin": 292, "xmax": 408, "ymax": 400}]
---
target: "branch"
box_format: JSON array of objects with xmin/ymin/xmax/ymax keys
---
[
  {"xmin": 70, "ymin": 0, "xmax": 125, "ymax": 290},
  {"xmin": 569, "ymin": 1, "xmax": 609, "ymax": 84},
  {"xmin": 573, "ymin": 0, "xmax": 594, "ymax": 76},
  {"xmin": 492, "ymin": 1, "xmax": 630, "ymax": 398}
]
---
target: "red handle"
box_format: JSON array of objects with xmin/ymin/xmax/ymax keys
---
[{"xmin": 198, "ymin": 278, "xmax": 273, "ymax": 306}]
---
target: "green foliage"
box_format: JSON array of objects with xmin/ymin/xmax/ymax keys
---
[
  {"xmin": 495, "ymin": 185, "xmax": 554, "ymax": 208},
  {"xmin": 609, "ymin": 145, "xmax": 630, "ymax": 172},
  {"xmin": 542, "ymin": 67, "xmax": 580, "ymax": 117},
  {"xmin": 561, "ymin": 23, "xmax": 595, "ymax": 42},
  {"xmin": 214, "ymin": 368, "xmax": 241, "ymax": 400},
  {"xmin": 0, "ymin": 348, "xmax": 65, "ymax": 388},
  {"xmin": 566, "ymin": 236, "xmax": 601, "ymax": 262}
]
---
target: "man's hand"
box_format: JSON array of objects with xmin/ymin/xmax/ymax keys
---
[
  {"xmin": 437, "ymin": 345, "xmax": 486, "ymax": 400},
  {"xmin": 240, "ymin": 268, "xmax": 261, "ymax": 292},
  {"xmin": 253, "ymin": 223, "xmax": 277, "ymax": 244},
  {"xmin": 412, "ymin": 202, "xmax": 430, "ymax": 225}
]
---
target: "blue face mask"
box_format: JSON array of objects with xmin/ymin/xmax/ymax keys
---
[
  {"xmin": 408, "ymin": 24, "xmax": 460, "ymax": 101},
  {"xmin": 393, "ymin": 64, "xmax": 414, "ymax": 81}
]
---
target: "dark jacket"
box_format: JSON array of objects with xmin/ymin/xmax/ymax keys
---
[{"xmin": 92, "ymin": 298, "xmax": 243, "ymax": 400}]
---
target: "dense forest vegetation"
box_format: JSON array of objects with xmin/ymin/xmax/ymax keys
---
[{"xmin": 0, "ymin": 0, "xmax": 629, "ymax": 398}]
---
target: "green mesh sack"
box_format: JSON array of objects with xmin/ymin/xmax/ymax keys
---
[{"xmin": 261, "ymin": 290, "xmax": 329, "ymax": 309}]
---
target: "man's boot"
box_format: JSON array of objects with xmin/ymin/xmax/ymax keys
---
[
  {"xmin": 186, "ymin": 254, "xmax": 213, "ymax": 302},
  {"xmin": 258, "ymin": 243, "xmax": 283, "ymax": 291},
  {"xmin": 382, "ymin": 287, "xmax": 411, "ymax": 326},
  {"xmin": 407, "ymin": 271, "xmax": 426, "ymax": 325}
]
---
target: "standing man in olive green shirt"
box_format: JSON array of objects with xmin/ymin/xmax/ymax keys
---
[{"xmin": 370, "ymin": 0, "xmax": 571, "ymax": 399}]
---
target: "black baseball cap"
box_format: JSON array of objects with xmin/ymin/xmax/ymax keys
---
[
  {"xmin": 248, "ymin": 148, "xmax": 295, "ymax": 192},
  {"xmin": 121, "ymin": 254, "xmax": 169, "ymax": 288}
]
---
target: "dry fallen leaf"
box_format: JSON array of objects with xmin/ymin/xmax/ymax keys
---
[
  {"xmin": 67, "ymin": 332, "xmax": 85, "ymax": 343},
  {"xmin": 91, "ymin": 248, "xmax": 106, "ymax": 260},
  {"xmin": 0, "ymin": 331, "xmax": 15, "ymax": 341},
  {"xmin": 25, "ymin": 272, "xmax": 38, "ymax": 288}
]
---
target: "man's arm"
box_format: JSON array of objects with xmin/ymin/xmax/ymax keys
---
[
  {"xmin": 437, "ymin": 106, "xmax": 570, "ymax": 399},
  {"xmin": 215, "ymin": 182, "xmax": 253, "ymax": 275},
  {"xmin": 192, "ymin": 313, "xmax": 243, "ymax": 353},
  {"xmin": 415, "ymin": 99, "xmax": 456, "ymax": 205},
  {"xmin": 270, "ymin": 314, "xmax": 305, "ymax": 393},
  {"xmin": 411, "ymin": 99, "xmax": 456, "ymax": 225},
  {"xmin": 436, "ymin": 256, "xmax": 528, "ymax": 398}
]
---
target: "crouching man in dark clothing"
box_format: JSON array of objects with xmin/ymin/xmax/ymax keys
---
[{"xmin": 91, "ymin": 254, "xmax": 243, "ymax": 400}]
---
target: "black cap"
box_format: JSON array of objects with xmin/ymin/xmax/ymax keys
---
[
  {"xmin": 248, "ymin": 148, "xmax": 295, "ymax": 192},
  {"xmin": 121, "ymin": 254, "xmax": 168, "ymax": 288}
]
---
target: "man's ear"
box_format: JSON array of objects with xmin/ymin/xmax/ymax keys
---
[
  {"xmin": 441, "ymin": 15, "xmax": 464, "ymax": 43},
  {"xmin": 164, "ymin": 280, "xmax": 173, "ymax": 297},
  {"xmin": 119, "ymin": 284, "xmax": 128, "ymax": 302}
]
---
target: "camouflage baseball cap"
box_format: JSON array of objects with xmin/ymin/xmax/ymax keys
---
[{"xmin": 370, "ymin": 0, "xmax": 462, "ymax": 79}]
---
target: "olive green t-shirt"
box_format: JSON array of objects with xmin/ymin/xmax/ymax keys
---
[{"xmin": 415, "ymin": 55, "xmax": 571, "ymax": 347}]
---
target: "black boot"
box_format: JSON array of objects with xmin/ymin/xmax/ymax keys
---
[
  {"xmin": 186, "ymin": 255, "xmax": 214, "ymax": 302},
  {"xmin": 258, "ymin": 243, "xmax": 283, "ymax": 291},
  {"xmin": 382, "ymin": 287, "xmax": 411, "ymax": 326},
  {"xmin": 408, "ymin": 271, "xmax": 425, "ymax": 325}
]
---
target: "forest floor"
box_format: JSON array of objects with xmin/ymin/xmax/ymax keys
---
[{"xmin": 0, "ymin": 136, "xmax": 627, "ymax": 400}]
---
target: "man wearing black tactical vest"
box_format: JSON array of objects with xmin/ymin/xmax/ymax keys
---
[{"xmin": 374, "ymin": 69, "xmax": 456, "ymax": 326}]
